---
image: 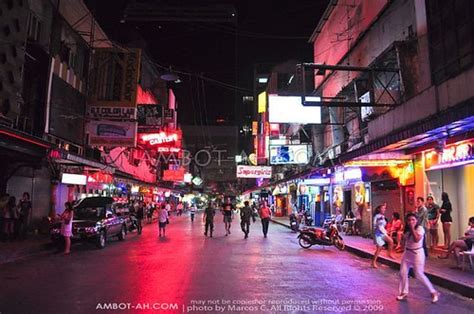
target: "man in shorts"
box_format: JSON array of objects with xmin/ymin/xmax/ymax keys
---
[{"xmin": 222, "ymin": 198, "xmax": 234, "ymax": 236}]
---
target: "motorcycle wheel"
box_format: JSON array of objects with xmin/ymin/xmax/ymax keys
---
[
  {"xmin": 334, "ymin": 236, "xmax": 345, "ymax": 251},
  {"xmin": 298, "ymin": 236, "xmax": 313, "ymax": 249}
]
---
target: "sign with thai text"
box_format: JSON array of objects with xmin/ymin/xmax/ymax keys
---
[{"xmin": 425, "ymin": 140, "xmax": 474, "ymax": 170}]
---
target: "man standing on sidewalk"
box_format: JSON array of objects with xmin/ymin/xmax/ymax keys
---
[
  {"xmin": 259, "ymin": 201, "xmax": 271, "ymax": 238},
  {"xmin": 416, "ymin": 197, "xmax": 429, "ymax": 256},
  {"xmin": 240, "ymin": 201, "xmax": 253, "ymax": 239}
]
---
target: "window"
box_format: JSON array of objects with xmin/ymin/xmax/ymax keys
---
[
  {"xmin": 427, "ymin": 0, "xmax": 474, "ymax": 85},
  {"xmin": 26, "ymin": 13, "xmax": 41, "ymax": 41}
]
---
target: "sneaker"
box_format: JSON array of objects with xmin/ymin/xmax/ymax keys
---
[
  {"xmin": 431, "ymin": 292, "xmax": 440, "ymax": 303},
  {"xmin": 396, "ymin": 294, "xmax": 408, "ymax": 301}
]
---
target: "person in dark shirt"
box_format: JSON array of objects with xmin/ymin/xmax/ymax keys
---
[
  {"xmin": 426, "ymin": 195, "xmax": 440, "ymax": 251},
  {"xmin": 222, "ymin": 198, "xmax": 234, "ymax": 236},
  {"xmin": 240, "ymin": 201, "xmax": 253, "ymax": 239},
  {"xmin": 440, "ymin": 192, "xmax": 453, "ymax": 249},
  {"xmin": 18, "ymin": 192, "xmax": 32, "ymax": 239},
  {"xmin": 203, "ymin": 202, "xmax": 216, "ymax": 237},
  {"xmin": 136, "ymin": 201, "xmax": 145, "ymax": 235}
]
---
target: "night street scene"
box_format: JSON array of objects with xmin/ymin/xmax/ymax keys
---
[{"xmin": 0, "ymin": 0, "xmax": 473, "ymax": 313}]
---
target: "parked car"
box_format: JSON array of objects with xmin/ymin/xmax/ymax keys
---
[{"xmin": 50, "ymin": 197, "xmax": 127, "ymax": 249}]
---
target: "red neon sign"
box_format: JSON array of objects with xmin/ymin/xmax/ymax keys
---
[{"xmin": 139, "ymin": 131, "xmax": 180, "ymax": 146}]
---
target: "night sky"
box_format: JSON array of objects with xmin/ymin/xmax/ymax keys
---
[{"xmin": 85, "ymin": 0, "xmax": 329, "ymax": 126}]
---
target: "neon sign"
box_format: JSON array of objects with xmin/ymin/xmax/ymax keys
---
[
  {"xmin": 140, "ymin": 132, "xmax": 178, "ymax": 145},
  {"xmin": 425, "ymin": 140, "xmax": 474, "ymax": 170}
]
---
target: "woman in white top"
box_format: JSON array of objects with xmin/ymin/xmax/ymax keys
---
[
  {"xmin": 158, "ymin": 204, "xmax": 169, "ymax": 237},
  {"xmin": 397, "ymin": 213, "xmax": 439, "ymax": 303},
  {"xmin": 60, "ymin": 202, "xmax": 74, "ymax": 254}
]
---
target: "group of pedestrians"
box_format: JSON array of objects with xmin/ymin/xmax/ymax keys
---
[
  {"xmin": 201, "ymin": 199, "xmax": 272, "ymax": 239},
  {"xmin": 0, "ymin": 192, "xmax": 32, "ymax": 241},
  {"xmin": 370, "ymin": 195, "xmax": 456, "ymax": 303}
]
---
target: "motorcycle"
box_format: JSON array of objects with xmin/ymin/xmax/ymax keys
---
[
  {"xmin": 128, "ymin": 213, "xmax": 139, "ymax": 233},
  {"xmin": 297, "ymin": 221, "xmax": 345, "ymax": 251},
  {"xmin": 304, "ymin": 212, "xmax": 313, "ymax": 226},
  {"xmin": 289, "ymin": 213, "xmax": 299, "ymax": 232}
]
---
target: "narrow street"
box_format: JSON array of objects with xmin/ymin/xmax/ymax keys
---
[{"xmin": 0, "ymin": 215, "xmax": 472, "ymax": 314}]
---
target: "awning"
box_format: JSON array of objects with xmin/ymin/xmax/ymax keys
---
[{"xmin": 339, "ymin": 97, "xmax": 474, "ymax": 162}]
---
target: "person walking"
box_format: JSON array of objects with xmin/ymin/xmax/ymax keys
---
[
  {"xmin": 190, "ymin": 203, "xmax": 197, "ymax": 222},
  {"xmin": 136, "ymin": 201, "xmax": 144, "ymax": 235},
  {"xmin": 259, "ymin": 201, "xmax": 271, "ymax": 238},
  {"xmin": 415, "ymin": 197, "xmax": 429, "ymax": 256},
  {"xmin": 60, "ymin": 202, "xmax": 74, "ymax": 255},
  {"xmin": 426, "ymin": 195, "xmax": 440, "ymax": 251},
  {"xmin": 203, "ymin": 202, "xmax": 216, "ymax": 237},
  {"xmin": 397, "ymin": 213, "xmax": 440, "ymax": 303},
  {"xmin": 177, "ymin": 202, "xmax": 184, "ymax": 216},
  {"xmin": 371, "ymin": 204, "xmax": 394, "ymax": 268},
  {"xmin": 222, "ymin": 198, "xmax": 234, "ymax": 236},
  {"xmin": 240, "ymin": 201, "xmax": 253, "ymax": 239},
  {"xmin": 158, "ymin": 204, "xmax": 169, "ymax": 237},
  {"xmin": 440, "ymin": 192, "xmax": 453, "ymax": 249},
  {"xmin": 17, "ymin": 192, "xmax": 32, "ymax": 239}
]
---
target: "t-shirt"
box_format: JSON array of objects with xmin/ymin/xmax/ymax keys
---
[
  {"xmin": 259, "ymin": 206, "xmax": 271, "ymax": 219},
  {"xmin": 405, "ymin": 226, "xmax": 424, "ymax": 250},
  {"xmin": 223, "ymin": 203, "xmax": 233, "ymax": 216},
  {"xmin": 19, "ymin": 200, "xmax": 31, "ymax": 217},
  {"xmin": 416, "ymin": 206, "xmax": 428, "ymax": 228},
  {"xmin": 165, "ymin": 204, "xmax": 171, "ymax": 212},
  {"xmin": 159, "ymin": 209, "xmax": 168, "ymax": 223},
  {"xmin": 464, "ymin": 226, "xmax": 474, "ymax": 239},
  {"xmin": 373, "ymin": 214, "xmax": 387, "ymax": 237},
  {"xmin": 240, "ymin": 206, "xmax": 253, "ymax": 221},
  {"xmin": 204, "ymin": 207, "xmax": 215, "ymax": 222},
  {"xmin": 427, "ymin": 203, "xmax": 439, "ymax": 220}
]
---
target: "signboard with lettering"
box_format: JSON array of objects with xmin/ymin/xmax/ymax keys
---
[
  {"xmin": 87, "ymin": 106, "xmax": 136, "ymax": 120},
  {"xmin": 425, "ymin": 140, "xmax": 474, "ymax": 170},
  {"xmin": 137, "ymin": 104, "xmax": 163, "ymax": 129},
  {"xmin": 138, "ymin": 131, "xmax": 181, "ymax": 146},
  {"xmin": 87, "ymin": 120, "xmax": 137, "ymax": 147},
  {"xmin": 236, "ymin": 165, "xmax": 272, "ymax": 179}
]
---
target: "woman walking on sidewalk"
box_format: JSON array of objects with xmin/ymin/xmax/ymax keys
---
[
  {"xmin": 158, "ymin": 204, "xmax": 169, "ymax": 237},
  {"xmin": 60, "ymin": 202, "xmax": 74, "ymax": 255},
  {"xmin": 371, "ymin": 204, "xmax": 394, "ymax": 268},
  {"xmin": 397, "ymin": 213, "xmax": 440, "ymax": 303}
]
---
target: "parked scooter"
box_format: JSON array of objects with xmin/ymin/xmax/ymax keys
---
[
  {"xmin": 128, "ymin": 213, "xmax": 139, "ymax": 232},
  {"xmin": 304, "ymin": 212, "xmax": 313, "ymax": 226},
  {"xmin": 297, "ymin": 220, "xmax": 345, "ymax": 250},
  {"xmin": 289, "ymin": 213, "xmax": 299, "ymax": 232}
]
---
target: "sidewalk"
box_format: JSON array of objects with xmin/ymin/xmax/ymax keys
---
[
  {"xmin": 0, "ymin": 234, "xmax": 55, "ymax": 265},
  {"xmin": 271, "ymin": 217, "xmax": 474, "ymax": 298}
]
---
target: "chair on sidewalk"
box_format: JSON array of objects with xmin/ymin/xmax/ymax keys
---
[{"xmin": 459, "ymin": 246, "xmax": 474, "ymax": 271}]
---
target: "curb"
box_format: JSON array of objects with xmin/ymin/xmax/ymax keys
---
[{"xmin": 271, "ymin": 219, "xmax": 474, "ymax": 299}]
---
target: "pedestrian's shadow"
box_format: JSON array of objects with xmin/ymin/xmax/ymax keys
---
[{"xmin": 158, "ymin": 237, "xmax": 170, "ymax": 243}]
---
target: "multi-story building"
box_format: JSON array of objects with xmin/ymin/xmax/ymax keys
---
[
  {"xmin": 0, "ymin": 0, "xmax": 178, "ymax": 230},
  {"xmin": 305, "ymin": 0, "xmax": 474, "ymax": 238}
]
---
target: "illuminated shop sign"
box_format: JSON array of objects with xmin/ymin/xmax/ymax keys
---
[
  {"xmin": 334, "ymin": 168, "xmax": 362, "ymax": 183},
  {"xmin": 303, "ymin": 178, "xmax": 330, "ymax": 185},
  {"xmin": 138, "ymin": 130, "xmax": 182, "ymax": 149},
  {"xmin": 61, "ymin": 173, "xmax": 87, "ymax": 185},
  {"xmin": 425, "ymin": 140, "xmax": 474, "ymax": 170},
  {"xmin": 236, "ymin": 165, "xmax": 272, "ymax": 178}
]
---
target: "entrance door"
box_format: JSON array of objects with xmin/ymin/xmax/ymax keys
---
[{"xmin": 343, "ymin": 190, "xmax": 352, "ymax": 217}]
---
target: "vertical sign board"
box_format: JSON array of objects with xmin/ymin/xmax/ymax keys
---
[{"xmin": 87, "ymin": 48, "xmax": 141, "ymax": 147}]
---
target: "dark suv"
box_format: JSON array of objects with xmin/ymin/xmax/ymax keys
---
[{"xmin": 51, "ymin": 197, "xmax": 127, "ymax": 249}]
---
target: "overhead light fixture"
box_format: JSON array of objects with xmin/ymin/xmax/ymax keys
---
[
  {"xmin": 258, "ymin": 77, "xmax": 268, "ymax": 83},
  {"xmin": 160, "ymin": 67, "xmax": 179, "ymax": 81}
]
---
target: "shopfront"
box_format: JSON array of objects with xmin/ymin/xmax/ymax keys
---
[{"xmin": 423, "ymin": 139, "xmax": 474, "ymax": 244}]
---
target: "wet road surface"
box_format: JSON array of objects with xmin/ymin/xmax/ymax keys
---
[{"xmin": 0, "ymin": 213, "xmax": 472, "ymax": 314}]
